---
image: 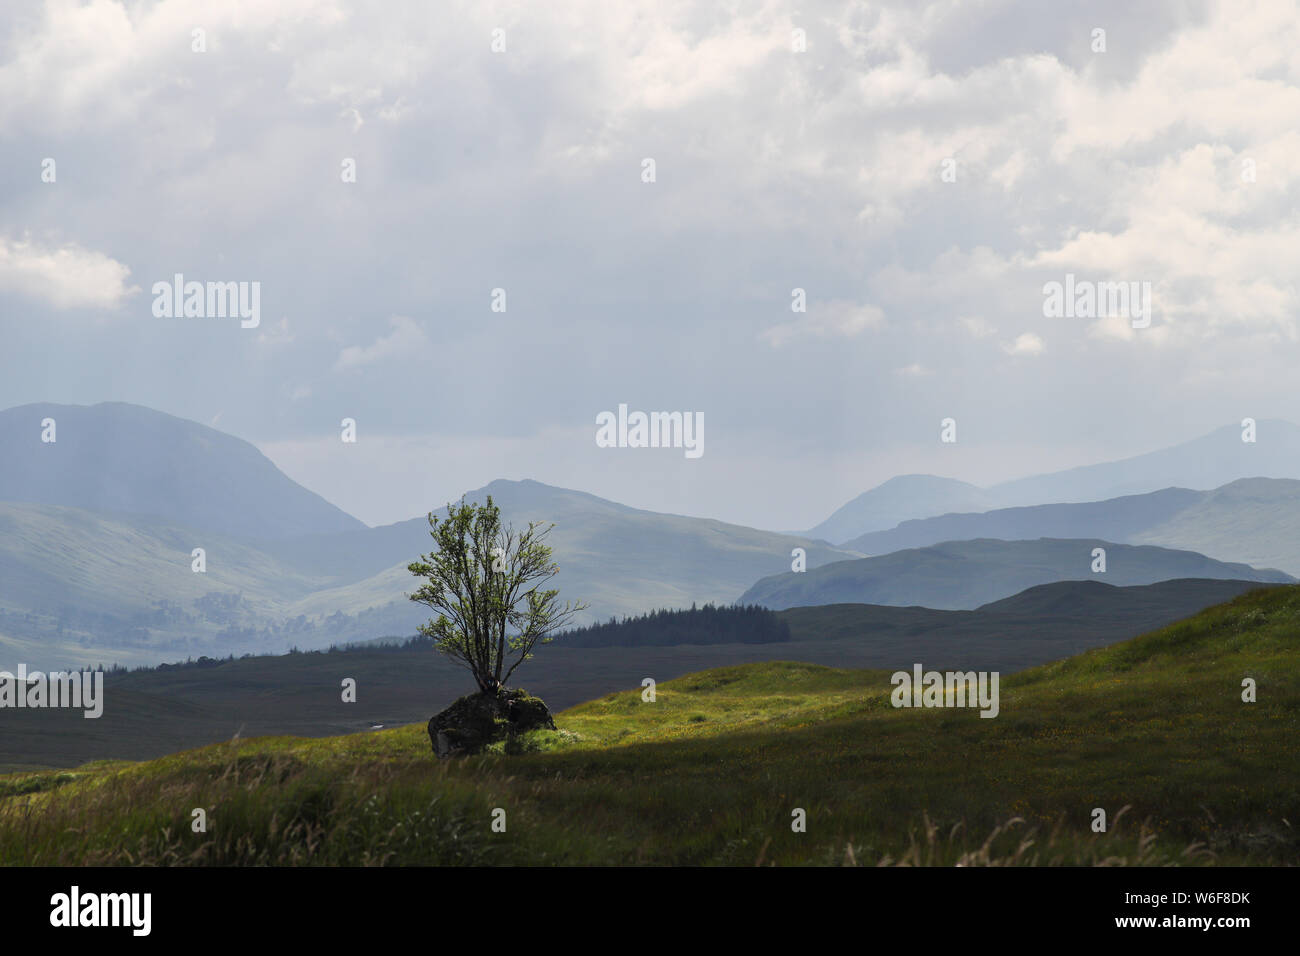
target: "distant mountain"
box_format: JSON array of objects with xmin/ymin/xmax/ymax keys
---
[
  {"xmin": 0, "ymin": 500, "xmax": 341, "ymax": 671},
  {"xmin": 262, "ymin": 476, "xmax": 862, "ymax": 633},
  {"xmin": 0, "ymin": 402, "xmax": 365, "ymax": 540},
  {"xmin": 1130, "ymin": 477, "xmax": 1300, "ymax": 575},
  {"xmin": 844, "ymin": 488, "xmax": 1202, "ymax": 555},
  {"xmin": 737, "ymin": 537, "xmax": 1293, "ymax": 611},
  {"xmin": 842, "ymin": 478, "xmax": 1300, "ymax": 576},
  {"xmin": 779, "ymin": 577, "xmax": 1282, "ymax": 666},
  {"xmin": 10, "ymin": 401, "xmax": 1300, "ymax": 669},
  {"xmin": 973, "ymin": 576, "xmax": 1270, "ymax": 618},
  {"xmin": 803, "ymin": 474, "xmax": 993, "ymax": 542},
  {"xmin": 261, "ymin": 478, "xmax": 657, "ymax": 582},
  {"xmin": 0, "ymin": 475, "xmax": 861, "ymax": 670},
  {"xmin": 988, "ymin": 419, "xmax": 1300, "ymax": 507},
  {"xmin": 807, "ymin": 420, "xmax": 1300, "ymax": 545}
]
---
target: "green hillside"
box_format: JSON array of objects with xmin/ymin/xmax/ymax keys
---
[
  {"xmin": 813, "ymin": 421, "xmax": 1300, "ymax": 545},
  {"xmin": 0, "ymin": 480, "xmax": 861, "ymax": 669},
  {"xmin": 1132, "ymin": 478, "xmax": 1300, "ymax": 575},
  {"xmin": 2, "ymin": 577, "xmax": 1270, "ymax": 773},
  {"xmin": 2, "ymin": 585, "xmax": 1297, "ymax": 865},
  {"xmin": 265, "ymin": 477, "xmax": 865, "ymax": 632},
  {"xmin": 0, "ymin": 501, "xmax": 333, "ymax": 668},
  {"xmin": 0, "ymin": 402, "xmax": 365, "ymax": 540},
  {"xmin": 844, "ymin": 478, "xmax": 1300, "ymax": 577},
  {"xmin": 740, "ymin": 537, "xmax": 1293, "ymax": 610}
]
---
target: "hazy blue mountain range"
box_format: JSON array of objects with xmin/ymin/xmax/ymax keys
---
[
  {"xmin": 844, "ymin": 487, "xmax": 1202, "ymax": 555},
  {"xmin": 842, "ymin": 478, "xmax": 1300, "ymax": 576},
  {"xmin": 0, "ymin": 401, "xmax": 863, "ymax": 669},
  {"xmin": 258, "ymin": 475, "xmax": 863, "ymax": 637},
  {"xmin": 803, "ymin": 475, "xmax": 994, "ymax": 543},
  {"xmin": 738, "ymin": 537, "xmax": 1293, "ymax": 611},
  {"xmin": 0, "ymin": 402, "xmax": 365, "ymax": 540},
  {"xmin": 0, "ymin": 482, "xmax": 861, "ymax": 670},
  {"xmin": 807, "ymin": 420, "xmax": 1300, "ymax": 542},
  {"xmin": 3, "ymin": 401, "xmax": 1295, "ymax": 670},
  {"xmin": 989, "ymin": 420, "xmax": 1300, "ymax": 509}
]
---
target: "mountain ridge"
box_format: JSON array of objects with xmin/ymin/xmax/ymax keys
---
[
  {"xmin": 805, "ymin": 420, "xmax": 1300, "ymax": 543},
  {"xmin": 0, "ymin": 401, "xmax": 366, "ymax": 540},
  {"xmin": 842, "ymin": 477, "xmax": 1300, "ymax": 575},
  {"xmin": 738, "ymin": 536, "xmax": 1293, "ymax": 611}
]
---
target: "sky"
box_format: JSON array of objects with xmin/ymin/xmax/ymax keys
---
[{"xmin": 2, "ymin": 0, "xmax": 1299, "ymax": 530}]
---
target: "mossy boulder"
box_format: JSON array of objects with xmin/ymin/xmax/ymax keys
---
[{"xmin": 427, "ymin": 687, "xmax": 556, "ymax": 758}]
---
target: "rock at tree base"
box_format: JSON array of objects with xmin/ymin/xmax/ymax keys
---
[{"xmin": 427, "ymin": 688, "xmax": 556, "ymax": 758}]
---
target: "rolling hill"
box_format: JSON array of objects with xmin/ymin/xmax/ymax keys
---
[
  {"xmin": 738, "ymin": 537, "xmax": 1293, "ymax": 610},
  {"xmin": 4, "ymin": 583, "xmax": 1297, "ymax": 865},
  {"xmin": 990, "ymin": 419, "xmax": 1300, "ymax": 507},
  {"xmin": 1, "ymin": 576, "xmax": 1275, "ymax": 772},
  {"xmin": 0, "ymin": 475, "xmax": 861, "ymax": 670},
  {"xmin": 0, "ymin": 500, "xmax": 328, "ymax": 669},
  {"xmin": 842, "ymin": 478, "xmax": 1300, "ymax": 576},
  {"xmin": 843, "ymin": 487, "xmax": 1202, "ymax": 555},
  {"xmin": 1130, "ymin": 477, "xmax": 1300, "ymax": 575},
  {"xmin": 778, "ymin": 577, "xmax": 1281, "ymax": 664},
  {"xmin": 8, "ymin": 401, "xmax": 1299, "ymax": 680},
  {"xmin": 806, "ymin": 420, "xmax": 1300, "ymax": 543},
  {"xmin": 802, "ymin": 474, "xmax": 994, "ymax": 542},
  {"xmin": 282, "ymin": 476, "xmax": 865, "ymax": 628},
  {"xmin": 0, "ymin": 402, "xmax": 365, "ymax": 540}
]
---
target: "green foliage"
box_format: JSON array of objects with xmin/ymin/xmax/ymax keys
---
[{"xmin": 407, "ymin": 496, "xmax": 587, "ymax": 692}]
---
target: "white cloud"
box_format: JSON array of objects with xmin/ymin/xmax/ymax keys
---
[
  {"xmin": 1002, "ymin": 332, "xmax": 1045, "ymax": 356},
  {"xmin": 256, "ymin": 316, "xmax": 294, "ymax": 348},
  {"xmin": 334, "ymin": 315, "xmax": 429, "ymax": 370},
  {"xmin": 0, "ymin": 236, "xmax": 134, "ymax": 309},
  {"xmin": 958, "ymin": 316, "xmax": 996, "ymax": 338},
  {"xmin": 0, "ymin": 0, "xmax": 342, "ymax": 130},
  {"xmin": 762, "ymin": 300, "xmax": 885, "ymax": 347},
  {"xmin": 5, "ymin": 0, "xmax": 1300, "ymax": 529}
]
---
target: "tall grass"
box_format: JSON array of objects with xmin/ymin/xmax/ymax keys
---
[{"xmin": 2, "ymin": 585, "xmax": 1298, "ymax": 865}]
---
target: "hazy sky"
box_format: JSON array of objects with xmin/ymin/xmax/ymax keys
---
[{"xmin": 3, "ymin": 0, "xmax": 1299, "ymax": 529}]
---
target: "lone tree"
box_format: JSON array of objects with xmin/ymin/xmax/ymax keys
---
[{"xmin": 407, "ymin": 495, "xmax": 587, "ymax": 694}]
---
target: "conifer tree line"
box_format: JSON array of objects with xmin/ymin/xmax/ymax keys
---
[{"xmin": 561, "ymin": 603, "xmax": 791, "ymax": 648}]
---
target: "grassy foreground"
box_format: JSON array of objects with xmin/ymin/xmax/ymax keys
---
[{"xmin": 1, "ymin": 586, "xmax": 1297, "ymax": 866}]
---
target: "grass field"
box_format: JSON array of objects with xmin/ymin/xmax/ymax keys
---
[
  {"xmin": 3, "ymin": 578, "xmax": 1268, "ymax": 773},
  {"xmin": 1, "ymin": 585, "xmax": 1297, "ymax": 865}
]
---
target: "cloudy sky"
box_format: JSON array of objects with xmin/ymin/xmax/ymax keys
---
[{"xmin": 2, "ymin": 0, "xmax": 1298, "ymax": 530}]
